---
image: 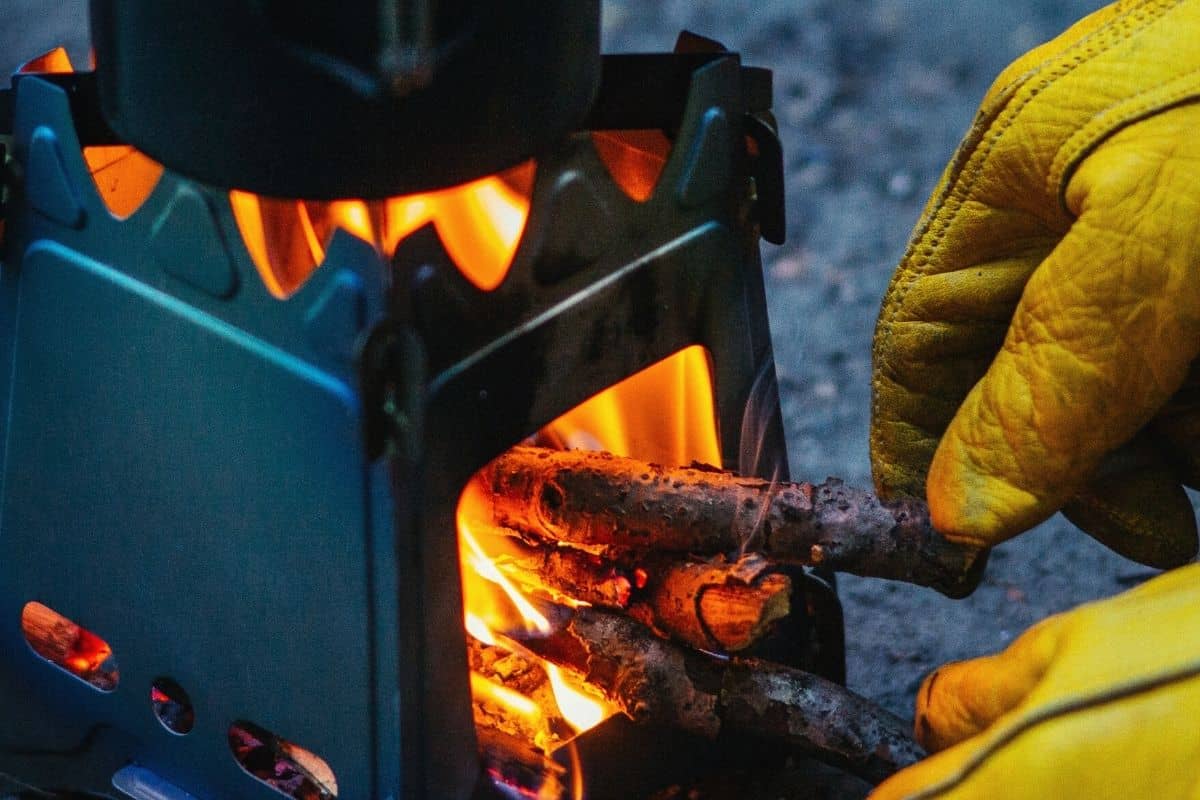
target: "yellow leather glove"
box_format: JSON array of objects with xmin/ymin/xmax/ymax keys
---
[
  {"xmin": 870, "ymin": 562, "xmax": 1200, "ymax": 799},
  {"xmin": 870, "ymin": 0, "xmax": 1200, "ymax": 566}
]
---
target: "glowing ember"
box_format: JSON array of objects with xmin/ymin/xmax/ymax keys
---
[
  {"xmin": 19, "ymin": 601, "xmax": 119, "ymax": 692},
  {"xmin": 471, "ymin": 673, "xmax": 542, "ymax": 722}
]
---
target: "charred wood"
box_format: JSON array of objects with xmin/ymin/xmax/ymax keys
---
[
  {"xmin": 519, "ymin": 608, "xmax": 924, "ymax": 785},
  {"xmin": 482, "ymin": 446, "xmax": 987, "ymax": 598},
  {"xmin": 485, "ymin": 526, "xmax": 791, "ymax": 652},
  {"xmin": 475, "ymin": 727, "xmax": 568, "ymax": 800}
]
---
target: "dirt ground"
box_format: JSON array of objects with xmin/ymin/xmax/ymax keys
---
[{"xmin": 3, "ymin": 0, "xmax": 1186, "ymax": 795}]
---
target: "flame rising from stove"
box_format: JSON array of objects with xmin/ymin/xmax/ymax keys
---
[{"xmin": 545, "ymin": 665, "xmax": 606, "ymax": 734}]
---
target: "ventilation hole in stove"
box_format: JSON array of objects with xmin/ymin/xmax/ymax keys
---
[
  {"xmin": 150, "ymin": 677, "xmax": 195, "ymax": 734},
  {"xmin": 592, "ymin": 129, "xmax": 672, "ymax": 202},
  {"xmin": 230, "ymin": 159, "xmax": 535, "ymax": 298},
  {"xmin": 20, "ymin": 601, "xmax": 119, "ymax": 692},
  {"xmin": 16, "ymin": 46, "xmax": 75, "ymax": 74},
  {"xmin": 16, "ymin": 48, "xmax": 164, "ymax": 220},
  {"xmin": 228, "ymin": 720, "xmax": 338, "ymax": 799},
  {"xmin": 82, "ymin": 146, "xmax": 164, "ymax": 220}
]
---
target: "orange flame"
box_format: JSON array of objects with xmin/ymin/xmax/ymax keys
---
[
  {"xmin": 544, "ymin": 665, "xmax": 607, "ymax": 733},
  {"xmin": 231, "ymin": 161, "xmax": 534, "ymax": 298},
  {"xmin": 82, "ymin": 145, "xmax": 164, "ymax": 220},
  {"xmin": 470, "ymin": 673, "xmax": 541, "ymax": 722},
  {"xmin": 542, "ymin": 344, "xmax": 721, "ymax": 467},
  {"xmin": 17, "ymin": 46, "xmax": 75, "ymax": 74}
]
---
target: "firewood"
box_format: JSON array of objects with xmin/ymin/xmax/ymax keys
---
[
  {"xmin": 468, "ymin": 637, "xmax": 574, "ymax": 755},
  {"xmin": 516, "ymin": 608, "xmax": 924, "ymax": 785},
  {"xmin": 18, "ymin": 603, "xmax": 118, "ymax": 691},
  {"xmin": 631, "ymin": 552, "xmax": 791, "ymax": 653},
  {"xmin": 486, "ymin": 530, "xmax": 636, "ymax": 609},
  {"xmin": 477, "ymin": 727, "xmax": 568, "ymax": 800},
  {"xmin": 484, "ymin": 525, "xmax": 791, "ymax": 652},
  {"xmin": 481, "ymin": 446, "xmax": 987, "ymax": 598}
]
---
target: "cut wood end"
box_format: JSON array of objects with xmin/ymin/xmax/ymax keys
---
[{"xmin": 697, "ymin": 572, "xmax": 792, "ymax": 652}]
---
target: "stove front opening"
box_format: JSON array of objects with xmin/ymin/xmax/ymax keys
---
[{"xmin": 458, "ymin": 346, "xmax": 729, "ymax": 798}]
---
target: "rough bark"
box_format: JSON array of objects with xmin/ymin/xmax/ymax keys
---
[
  {"xmin": 486, "ymin": 525, "xmax": 791, "ymax": 652},
  {"xmin": 519, "ymin": 608, "xmax": 925, "ymax": 785},
  {"xmin": 481, "ymin": 446, "xmax": 987, "ymax": 598}
]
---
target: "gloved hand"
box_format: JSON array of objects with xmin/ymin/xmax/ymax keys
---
[
  {"xmin": 870, "ymin": 562, "xmax": 1200, "ymax": 799},
  {"xmin": 870, "ymin": 0, "xmax": 1200, "ymax": 566}
]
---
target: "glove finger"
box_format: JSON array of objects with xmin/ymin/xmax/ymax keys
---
[
  {"xmin": 912, "ymin": 612, "xmax": 1066, "ymax": 753},
  {"xmin": 927, "ymin": 107, "xmax": 1200, "ymax": 547},
  {"xmin": 875, "ymin": 669, "xmax": 1200, "ymax": 800},
  {"xmin": 1062, "ymin": 436, "xmax": 1198, "ymax": 569},
  {"xmin": 871, "ymin": 237, "xmax": 1051, "ymax": 501}
]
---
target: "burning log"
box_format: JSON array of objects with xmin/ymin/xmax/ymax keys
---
[
  {"xmin": 481, "ymin": 446, "xmax": 987, "ymax": 598},
  {"xmin": 476, "ymin": 727, "xmax": 568, "ymax": 800},
  {"xmin": 468, "ymin": 638, "xmax": 581, "ymax": 755},
  {"xmin": 630, "ymin": 552, "xmax": 791, "ymax": 653},
  {"xmin": 485, "ymin": 527, "xmax": 791, "ymax": 652},
  {"xmin": 19, "ymin": 602, "xmax": 119, "ymax": 692},
  {"xmin": 519, "ymin": 608, "xmax": 924, "ymax": 785}
]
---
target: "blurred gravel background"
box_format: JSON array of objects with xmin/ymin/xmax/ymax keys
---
[{"xmin": 4, "ymin": 0, "xmax": 1175, "ymax": 792}]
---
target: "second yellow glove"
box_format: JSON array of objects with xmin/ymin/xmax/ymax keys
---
[{"xmin": 871, "ymin": 563, "xmax": 1200, "ymax": 799}]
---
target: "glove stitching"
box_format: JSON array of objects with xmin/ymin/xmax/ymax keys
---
[
  {"xmin": 870, "ymin": 0, "xmax": 1175, "ymax": 497},
  {"xmin": 978, "ymin": 0, "xmax": 1156, "ymax": 107},
  {"xmin": 875, "ymin": 0, "xmax": 1173, "ymax": 353},
  {"xmin": 903, "ymin": 663, "xmax": 1200, "ymax": 800},
  {"xmin": 1050, "ymin": 70, "xmax": 1200, "ymax": 214}
]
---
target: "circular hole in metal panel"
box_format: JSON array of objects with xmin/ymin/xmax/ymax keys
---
[{"xmin": 150, "ymin": 677, "xmax": 195, "ymax": 734}]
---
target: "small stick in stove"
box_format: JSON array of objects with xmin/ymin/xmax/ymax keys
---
[
  {"xmin": 483, "ymin": 524, "xmax": 791, "ymax": 652},
  {"xmin": 481, "ymin": 446, "xmax": 988, "ymax": 598},
  {"xmin": 516, "ymin": 607, "xmax": 925, "ymax": 786}
]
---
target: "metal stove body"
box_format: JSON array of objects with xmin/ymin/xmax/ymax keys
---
[{"xmin": 0, "ymin": 31, "xmax": 844, "ymax": 800}]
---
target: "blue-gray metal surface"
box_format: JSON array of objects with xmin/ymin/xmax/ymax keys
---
[{"xmin": 0, "ymin": 76, "xmax": 400, "ymax": 800}]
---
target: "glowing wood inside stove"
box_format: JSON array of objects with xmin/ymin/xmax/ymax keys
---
[{"xmin": 20, "ymin": 601, "xmax": 119, "ymax": 692}]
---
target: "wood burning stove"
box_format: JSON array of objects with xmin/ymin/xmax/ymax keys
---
[{"xmin": 0, "ymin": 17, "xmax": 846, "ymax": 800}]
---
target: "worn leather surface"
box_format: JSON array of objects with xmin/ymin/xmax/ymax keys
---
[
  {"xmin": 869, "ymin": 0, "xmax": 1200, "ymax": 565},
  {"xmin": 870, "ymin": 563, "xmax": 1200, "ymax": 799}
]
